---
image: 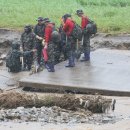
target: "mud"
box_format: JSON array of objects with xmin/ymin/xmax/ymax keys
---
[
  {"xmin": 91, "ymin": 33, "xmax": 130, "ymax": 50},
  {"xmin": 0, "ymin": 29, "xmax": 130, "ymax": 53},
  {"xmin": 0, "ymin": 91, "xmax": 112, "ymax": 113},
  {"xmin": 0, "ymin": 29, "xmax": 21, "ymax": 56}
]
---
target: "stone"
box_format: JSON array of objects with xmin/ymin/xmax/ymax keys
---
[
  {"xmin": 0, "ymin": 54, "xmax": 6, "ymax": 60},
  {"xmin": 0, "ymin": 60, "xmax": 3, "ymax": 66}
]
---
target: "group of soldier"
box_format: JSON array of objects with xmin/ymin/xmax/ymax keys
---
[{"xmin": 7, "ymin": 9, "xmax": 92, "ymax": 73}]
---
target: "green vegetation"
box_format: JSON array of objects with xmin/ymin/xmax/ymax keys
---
[{"xmin": 0, "ymin": 0, "xmax": 130, "ymax": 33}]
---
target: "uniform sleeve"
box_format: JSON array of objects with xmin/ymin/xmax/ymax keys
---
[
  {"xmin": 32, "ymin": 33, "xmax": 36, "ymax": 49},
  {"xmin": 29, "ymin": 33, "xmax": 35, "ymax": 49},
  {"xmin": 33, "ymin": 25, "xmax": 37, "ymax": 34}
]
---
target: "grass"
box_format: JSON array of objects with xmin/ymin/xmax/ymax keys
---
[{"xmin": 0, "ymin": 0, "xmax": 130, "ymax": 33}]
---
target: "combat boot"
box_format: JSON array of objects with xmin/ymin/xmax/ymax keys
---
[
  {"xmin": 65, "ymin": 56, "xmax": 75, "ymax": 67},
  {"xmin": 80, "ymin": 52, "xmax": 90, "ymax": 62},
  {"xmin": 45, "ymin": 63, "xmax": 51, "ymax": 72},
  {"xmin": 48, "ymin": 63, "xmax": 55, "ymax": 72}
]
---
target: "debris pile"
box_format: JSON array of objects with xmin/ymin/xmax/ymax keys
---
[{"xmin": 0, "ymin": 92, "xmax": 112, "ymax": 114}]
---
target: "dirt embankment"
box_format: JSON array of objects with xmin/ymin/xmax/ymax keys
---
[
  {"xmin": 0, "ymin": 29, "xmax": 130, "ymax": 66},
  {"xmin": 0, "ymin": 29, "xmax": 21, "ymax": 55},
  {"xmin": 1, "ymin": 29, "xmax": 130, "ymax": 53},
  {"xmin": 0, "ymin": 91, "xmax": 115, "ymax": 124},
  {"xmin": 91, "ymin": 33, "xmax": 130, "ymax": 50}
]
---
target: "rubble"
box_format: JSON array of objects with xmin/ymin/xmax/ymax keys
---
[
  {"xmin": 0, "ymin": 91, "xmax": 112, "ymax": 114},
  {"xmin": 0, "ymin": 60, "xmax": 3, "ymax": 66},
  {"xmin": 0, "ymin": 54, "xmax": 6, "ymax": 60}
]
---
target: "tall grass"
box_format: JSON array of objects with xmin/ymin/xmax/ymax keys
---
[{"xmin": 0, "ymin": 0, "xmax": 130, "ymax": 33}]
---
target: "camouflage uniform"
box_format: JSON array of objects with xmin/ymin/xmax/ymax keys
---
[
  {"xmin": 66, "ymin": 36, "xmax": 76, "ymax": 64},
  {"xmin": 82, "ymin": 32, "xmax": 91, "ymax": 58},
  {"xmin": 62, "ymin": 14, "xmax": 76, "ymax": 67},
  {"xmin": 21, "ymin": 27, "xmax": 35, "ymax": 70},
  {"xmin": 6, "ymin": 43, "xmax": 33, "ymax": 72},
  {"xmin": 59, "ymin": 25, "xmax": 68, "ymax": 60},
  {"xmin": 47, "ymin": 41, "xmax": 55, "ymax": 65},
  {"xmin": 51, "ymin": 31, "xmax": 61, "ymax": 64},
  {"xmin": 76, "ymin": 9, "xmax": 91, "ymax": 61},
  {"xmin": 53, "ymin": 42, "xmax": 61, "ymax": 64},
  {"xmin": 34, "ymin": 23, "xmax": 45, "ymax": 65},
  {"xmin": 8, "ymin": 50, "xmax": 22, "ymax": 72}
]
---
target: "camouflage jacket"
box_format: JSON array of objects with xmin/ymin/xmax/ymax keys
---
[
  {"xmin": 34, "ymin": 24, "xmax": 45, "ymax": 42},
  {"xmin": 21, "ymin": 32, "xmax": 36, "ymax": 51}
]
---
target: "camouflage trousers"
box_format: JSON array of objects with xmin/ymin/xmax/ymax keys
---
[
  {"xmin": 23, "ymin": 52, "xmax": 33, "ymax": 70},
  {"xmin": 35, "ymin": 42, "xmax": 43, "ymax": 65},
  {"xmin": 47, "ymin": 43, "xmax": 55, "ymax": 64},
  {"xmin": 65, "ymin": 36, "xmax": 76, "ymax": 59},
  {"xmin": 81, "ymin": 33, "xmax": 91, "ymax": 54},
  {"xmin": 54, "ymin": 43, "xmax": 61, "ymax": 64}
]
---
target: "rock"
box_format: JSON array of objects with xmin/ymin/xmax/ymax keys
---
[
  {"xmin": 16, "ymin": 107, "xmax": 25, "ymax": 111},
  {"xmin": 0, "ymin": 89, "xmax": 3, "ymax": 93},
  {"xmin": 0, "ymin": 54, "xmax": 6, "ymax": 60},
  {"xmin": 0, "ymin": 114, "xmax": 4, "ymax": 121},
  {"xmin": 6, "ymin": 80, "xmax": 17, "ymax": 86},
  {"xmin": 0, "ymin": 60, "xmax": 3, "ymax": 66}
]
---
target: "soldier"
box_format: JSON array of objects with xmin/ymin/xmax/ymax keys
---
[
  {"xmin": 42, "ymin": 18, "xmax": 56, "ymax": 72},
  {"xmin": 76, "ymin": 9, "xmax": 91, "ymax": 61},
  {"xmin": 6, "ymin": 42, "xmax": 22, "ymax": 72},
  {"xmin": 51, "ymin": 30, "xmax": 61, "ymax": 64},
  {"xmin": 6, "ymin": 42, "xmax": 34, "ymax": 73},
  {"xmin": 21, "ymin": 25, "xmax": 35, "ymax": 70},
  {"xmin": 34, "ymin": 17, "xmax": 45, "ymax": 66},
  {"xmin": 59, "ymin": 24, "xmax": 68, "ymax": 61},
  {"xmin": 61, "ymin": 14, "xmax": 76, "ymax": 67}
]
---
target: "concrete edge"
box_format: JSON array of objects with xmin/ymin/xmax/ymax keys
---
[{"xmin": 19, "ymin": 80, "xmax": 130, "ymax": 97}]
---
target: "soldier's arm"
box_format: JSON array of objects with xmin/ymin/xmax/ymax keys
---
[
  {"xmin": 32, "ymin": 33, "xmax": 36, "ymax": 49},
  {"xmin": 33, "ymin": 25, "xmax": 37, "ymax": 35}
]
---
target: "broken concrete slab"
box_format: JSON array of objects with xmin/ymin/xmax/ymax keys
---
[{"xmin": 19, "ymin": 49, "xmax": 130, "ymax": 96}]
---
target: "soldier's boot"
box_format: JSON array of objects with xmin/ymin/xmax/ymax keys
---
[
  {"xmin": 80, "ymin": 52, "xmax": 90, "ymax": 62},
  {"xmin": 45, "ymin": 62, "xmax": 51, "ymax": 71},
  {"xmin": 48, "ymin": 63, "xmax": 55, "ymax": 72},
  {"xmin": 65, "ymin": 56, "xmax": 75, "ymax": 67},
  {"xmin": 45, "ymin": 63, "xmax": 55, "ymax": 72}
]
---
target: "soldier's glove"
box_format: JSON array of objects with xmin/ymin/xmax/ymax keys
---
[
  {"xmin": 36, "ymin": 35, "xmax": 43, "ymax": 40},
  {"xmin": 42, "ymin": 39, "xmax": 45, "ymax": 46}
]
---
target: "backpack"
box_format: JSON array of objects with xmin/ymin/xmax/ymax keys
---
[
  {"xmin": 51, "ymin": 25, "xmax": 60, "ymax": 43},
  {"xmin": 71, "ymin": 23, "xmax": 82, "ymax": 41},
  {"xmin": 85, "ymin": 19, "xmax": 97, "ymax": 35},
  {"xmin": 6, "ymin": 50, "xmax": 16, "ymax": 69},
  {"xmin": 6, "ymin": 50, "xmax": 21, "ymax": 72}
]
